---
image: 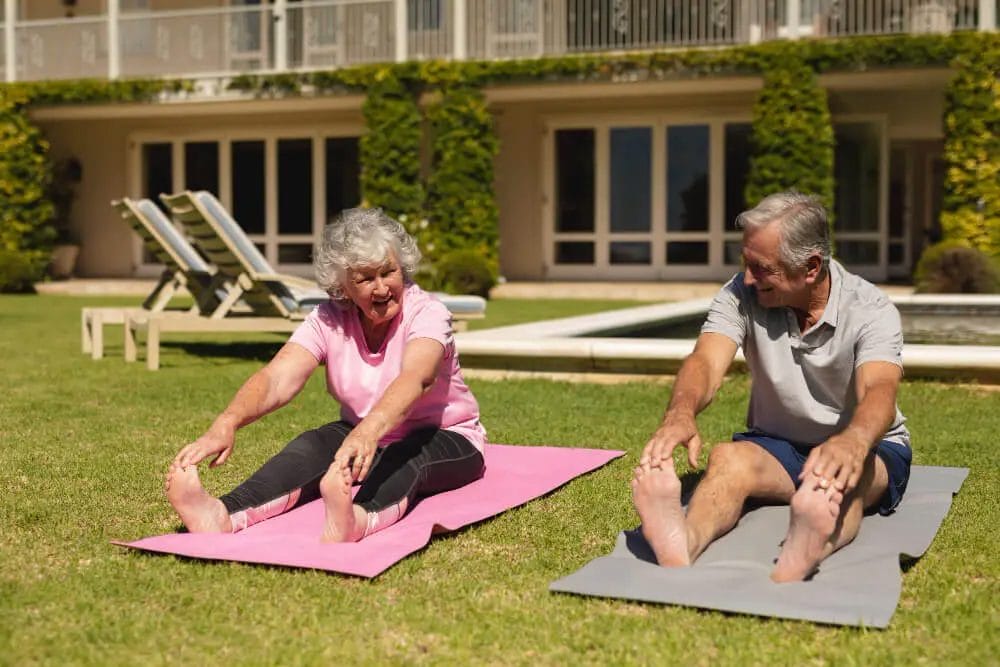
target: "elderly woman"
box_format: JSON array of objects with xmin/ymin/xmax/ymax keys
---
[{"xmin": 165, "ymin": 208, "xmax": 486, "ymax": 542}]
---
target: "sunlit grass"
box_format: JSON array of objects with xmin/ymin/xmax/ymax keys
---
[{"xmin": 1, "ymin": 294, "xmax": 996, "ymax": 665}]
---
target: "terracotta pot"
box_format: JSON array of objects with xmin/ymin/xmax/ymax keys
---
[{"xmin": 50, "ymin": 243, "xmax": 80, "ymax": 279}]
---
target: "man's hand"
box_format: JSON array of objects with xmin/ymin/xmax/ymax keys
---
[
  {"xmin": 640, "ymin": 412, "xmax": 703, "ymax": 470},
  {"xmin": 800, "ymin": 431, "xmax": 870, "ymax": 494}
]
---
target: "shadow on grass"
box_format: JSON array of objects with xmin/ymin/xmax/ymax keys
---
[{"xmin": 161, "ymin": 341, "xmax": 284, "ymax": 364}]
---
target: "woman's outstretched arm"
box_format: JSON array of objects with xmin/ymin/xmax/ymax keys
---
[{"xmin": 173, "ymin": 342, "xmax": 319, "ymax": 469}]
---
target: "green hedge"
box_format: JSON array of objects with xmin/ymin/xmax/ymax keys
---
[
  {"xmin": 424, "ymin": 83, "xmax": 499, "ymax": 277},
  {"xmin": 940, "ymin": 39, "xmax": 1000, "ymax": 258},
  {"xmin": 359, "ymin": 70, "xmax": 425, "ymax": 223},
  {"xmin": 745, "ymin": 55, "xmax": 835, "ymax": 221},
  {"xmin": 3, "ymin": 31, "xmax": 998, "ymax": 284},
  {"xmin": 0, "ymin": 90, "xmax": 54, "ymax": 292}
]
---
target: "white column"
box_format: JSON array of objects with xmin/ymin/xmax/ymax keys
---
[
  {"xmin": 980, "ymin": 0, "xmax": 996, "ymax": 31},
  {"xmin": 395, "ymin": 0, "xmax": 407, "ymax": 62},
  {"xmin": 452, "ymin": 0, "xmax": 466, "ymax": 60},
  {"xmin": 108, "ymin": 0, "xmax": 120, "ymax": 79},
  {"xmin": 5, "ymin": 0, "xmax": 16, "ymax": 81},
  {"xmin": 785, "ymin": 0, "xmax": 800, "ymax": 39},
  {"xmin": 273, "ymin": 0, "xmax": 288, "ymax": 71}
]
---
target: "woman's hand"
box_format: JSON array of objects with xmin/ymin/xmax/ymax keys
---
[
  {"xmin": 333, "ymin": 430, "xmax": 378, "ymax": 482},
  {"xmin": 172, "ymin": 423, "xmax": 236, "ymax": 470}
]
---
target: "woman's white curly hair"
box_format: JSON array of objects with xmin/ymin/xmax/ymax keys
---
[{"xmin": 314, "ymin": 207, "xmax": 422, "ymax": 307}]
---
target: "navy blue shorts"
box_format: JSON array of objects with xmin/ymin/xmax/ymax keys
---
[{"xmin": 732, "ymin": 431, "xmax": 913, "ymax": 515}]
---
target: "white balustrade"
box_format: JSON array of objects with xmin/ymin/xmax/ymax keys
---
[{"xmin": 2, "ymin": 0, "xmax": 993, "ymax": 82}]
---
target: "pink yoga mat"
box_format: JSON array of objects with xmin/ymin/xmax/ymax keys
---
[{"xmin": 115, "ymin": 444, "xmax": 623, "ymax": 578}]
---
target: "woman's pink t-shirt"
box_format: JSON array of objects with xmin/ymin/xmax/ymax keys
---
[{"xmin": 288, "ymin": 283, "xmax": 486, "ymax": 451}]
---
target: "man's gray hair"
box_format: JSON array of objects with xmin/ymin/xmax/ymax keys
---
[
  {"xmin": 314, "ymin": 207, "xmax": 422, "ymax": 305},
  {"xmin": 735, "ymin": 191, "xmax": 831, "ymax": 274}
]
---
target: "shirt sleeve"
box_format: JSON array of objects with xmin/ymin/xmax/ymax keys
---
[
  {"xmin": 854, "ymin": 299, "xmax": 904, "ymax": 369},
  {"xmin": 701, "ymin": 275, "xmax": 747, "ymax": 347},
  {"xmin": 405, "ymin": 297, "xmax": 453, "ymax": 351},
  {"xmin": 287, "ymin": 304, "xmax": 331, "ymax": 363}
]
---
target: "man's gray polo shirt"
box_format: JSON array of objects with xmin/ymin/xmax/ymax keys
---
[{"xmin": 702, "ymin": 260, "xmax": 910, "ymax": 448}]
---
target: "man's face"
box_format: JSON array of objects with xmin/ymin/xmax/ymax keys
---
[{"xmin": 740, "ymin": 223, "xmax": 811, "ymax": 309}]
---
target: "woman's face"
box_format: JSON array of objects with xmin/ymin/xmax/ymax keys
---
[{"xmin": 342, "ymin": 250, "xmax": 405, "ymax": 327}]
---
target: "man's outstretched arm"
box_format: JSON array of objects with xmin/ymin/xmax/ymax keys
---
[
  {"xmin": 801, "ymin": 360, "xmax": 902, "ymax": 493},
  {"xmin": 641, "ymin": 332, "xmax": 738, "ymax": 469}
]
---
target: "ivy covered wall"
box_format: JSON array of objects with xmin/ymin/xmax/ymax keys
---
[
  {"xmin": 941, "ymin": 38, "xmax": 1000, "ymax": 257},
  {"xmin": 1, "ymin": 32, "xmax": 997, "ymax": 290}
]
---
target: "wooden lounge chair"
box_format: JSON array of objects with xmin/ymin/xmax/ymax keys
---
[
  {"xmin": 81, "ymin": 198, "xmax": 231, "ymax": 359},
  {"xmin": 123, "ymin": 191, "xmax": 330, "ymax": 369},
  {"xmin": 126, "ymin": 190, "xmax": 487, "ymax": 369}
]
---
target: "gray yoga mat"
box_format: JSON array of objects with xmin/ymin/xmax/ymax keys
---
[{"xmin": 550, "ymin": 466, "xmax": 968, "ymax": 628}]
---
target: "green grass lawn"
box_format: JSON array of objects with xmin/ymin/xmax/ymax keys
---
[{"xmin": 1, "ymin": 294, "xmax": 997, "ymax": 665}]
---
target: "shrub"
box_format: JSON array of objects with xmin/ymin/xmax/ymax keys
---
[
  {"xmin": 940, "ymin": 41, "xmax": 1000, "ymax": 257},
  {"xmin": 914, "ymin": 241, "xmax": 1000, "ymax": 294},
  {"xmin": 745, "ymin": 54, "xmax": 835, "ymax": 222},
  {"xmin": 0, "ymin": 249, "xmax": 46, "ymax": 293},
  {"xmin": 433, "ymin": 249, "xmax": 496, "ymax": 298},
  {"xmin": 424, "ymin": 84, "xmax": 499, "ymax": 272},
  {"xmin": 0, "ymin": 90, "xmax": 54, "ymax": 293},
  {"xmin": 359, "ymin": 70, "xmax": 424, "ymax": 222}
]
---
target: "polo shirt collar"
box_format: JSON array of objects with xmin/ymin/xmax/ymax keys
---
[{"xmin": 815, "ymin": 259, "xmax": 843, "ymax": 330}]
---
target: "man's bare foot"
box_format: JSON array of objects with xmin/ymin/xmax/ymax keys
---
[
  {"xmin": 165, "ymin": 464, "xmax": 231, "ymax": 533},
  {"xmin": 632, "ymin": 460, "xmax": 690, "ymax": 567},
  {"xmin": 319, "ymin": 465, "xmax": 366, "ymax": 543},
  {"xmin": 771, "ymin": 484, "xmax": 843, "ymax": 582}
]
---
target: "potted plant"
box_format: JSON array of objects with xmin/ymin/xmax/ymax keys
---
[{"xmin": 48, "ymin": 157, "xmax": 83, "ymax": 279}]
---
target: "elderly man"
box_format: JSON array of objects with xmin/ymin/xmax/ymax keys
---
[{"xmin": 633, "ymin": 191, "xmax": 912, "ymax": 582}]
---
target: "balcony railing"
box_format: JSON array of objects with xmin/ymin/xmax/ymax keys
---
[{"xmin": 2, "ymin": 0, "xmax": 995, "ymax": 82}]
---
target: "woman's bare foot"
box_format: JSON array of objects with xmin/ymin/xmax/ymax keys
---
[
  {"xmin": 319, "ymin": 465, "xmax": 366, "ymax": 543},
  {"xmin": 632, "ymin": 460, "xmax": 690, "ymax": 567},
  {"xmin": 165, "ymin": 463, "xmax": 231, "ymax": 533},
  {"xmin": 771, "ymin": 484, "xmax": 843, "ymax": 582}
]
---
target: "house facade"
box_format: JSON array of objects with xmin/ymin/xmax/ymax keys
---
[{"xmin": 9, "ymin": 0, "xmax": 997, "ymax": 282}]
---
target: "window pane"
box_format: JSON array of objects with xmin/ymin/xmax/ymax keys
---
[
  {"xmin": 326, "ymin": 137, "xmax": 361, "ymax": 222},
  {"xmin": 889, "ymin": 242, "xmax": 904, "ymax": 265},
  {"xmin": 184, "ymin": 142, "xmax": 219, "ymax": 194},
  {"xmin": 725, "ymin": 123, "xmax": 752, "ymax": 229},
  {"xmin": 836, "ymin": 240, "xmax": 879, "ymax": 264},
  {"xmin": 141, "ymin": 143, "xmax": 172, "ymax": 263},
  {"xmin": 232, "ymin": 140, "xmax": 265, "ymax": 234},
  {"xmin": 666, "ymin": 241, "xmax": 709, "ymax": 265},
  {"xmin": 555, "ymin": 242, "xmax": 594, "ymax": 264},
  {"xmin": 667, "ymin": 125, "xmax": 709, "ymax": 232},
  {"xmin": 278, "ymin": 244, "xmax": 313, "ymax": 264},
  {"xmin": 555, "ymin": 129, "xmax": 594, "ymax": 233},
  {"xmin": 142, "ymin": 143, "xmax": 172, "ymax": 205},
  {"xmin": 834, "ymin": 123, "xmax": 880, "ymax": 232},
  {"xmin": 610, "ymin": 241, "xmax": 650, "ymax": 265},
  {"xmin": 724, "ymin": 240, "xmax": 742, "ymax": 266},
  {"xmin": 609, "ymin": 127, "xmax": 651, "ymax": 233},
  {"xmin": 278, "ymin": 138, "xmax": 313, "ymax": 234},
  {"xmin": 889, "ymin": 147, "xmax": 906, "ymax": 238}
]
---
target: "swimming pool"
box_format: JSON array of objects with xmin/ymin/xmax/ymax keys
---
[{"xmin": 456, "ymin": 295, "xmax": 1000, "ymax": 381}]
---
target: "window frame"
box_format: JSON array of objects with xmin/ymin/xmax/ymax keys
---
[{"xmin": 127, "ymin": 123, "xmax": 362, "ymax": 278}]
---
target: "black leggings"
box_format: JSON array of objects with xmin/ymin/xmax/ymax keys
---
[{"xmin": 219, "ymin": 420, "xmax": 484, "ymax": 519}]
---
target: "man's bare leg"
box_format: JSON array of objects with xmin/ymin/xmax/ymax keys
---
[
  {"xmin": 772, "ymin": 452, "xmax": 887, "ymax": 582},
  {"xmin": 632, "ymin": 459, "xmax": 689, "ymax": 566},
  {"xmin": 319, "ymin": 465, "xmax": 367, "ymax": 543},
  {"xmin": 683, "ymin": 441, "xmax": 795, "ymax": 561},
  {"xmin": 633, "ymin": 442, "xmax": 794, "ymax": 566},
  {"xmin": 165, "ymin": 463, "xmax": 231, "ymax": 533}
]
